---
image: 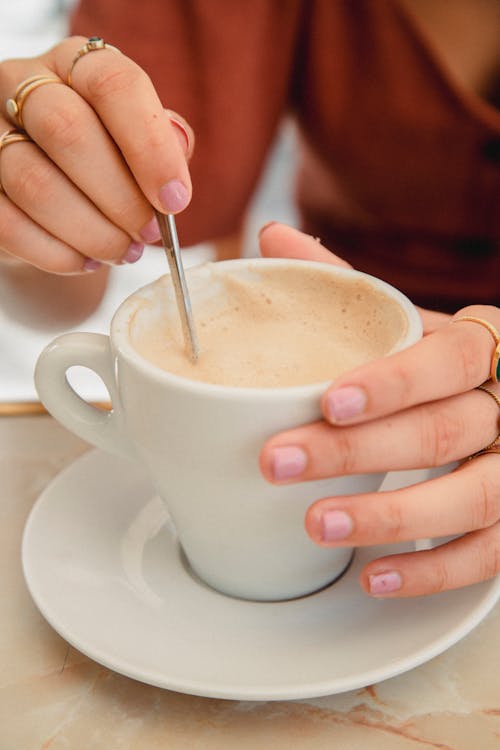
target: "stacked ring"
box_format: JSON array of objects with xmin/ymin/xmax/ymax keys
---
[
  {"xmin": 5, "ymin": 75, "xmax": 63, "ymax": 130},
  {"xmin": 67, "ymin": 37, "xmax": 119, "ymax": 87},
  {"xmin": 0, "ymin": 128, "xmax": 33, "ymax": 151},
  {"xmin": 453, "ymin": 316, "xmax": 500, "ymax": 383},
  {"xmin": 0, "ymin": 128, "xmax": 33, "ymax": 191},
  {"xmin": 468, "ymin": 385, "xmax": 500, "ymax": 460}
]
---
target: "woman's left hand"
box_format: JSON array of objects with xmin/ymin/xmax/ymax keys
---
[{"xmin": 259, "ymin": 223, "xmax": 500, "ymax": 597}]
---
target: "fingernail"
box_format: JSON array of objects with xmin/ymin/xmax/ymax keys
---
[
  {"xmin": 122, "ymin": 241, "xmax": 144, "ymax": 264},
  {"xmin": 258, "ymin": 221, "xmax": 278, "ymax": 238},
  {"xmin": 159, "ymin": 179, "xmax": 190, "ymax": 213},
  {"xmin": 369, "ymin": 571, "xmax": 402, "ymax": 596},
  {"xmin": 140, "ymin": 216, "xmax": 161, "ymax": 243},
  {"xmin": 168, "ymin": 115, "xmax": 192, "ymax": 155},
  {"xmin": 321, "ymin": 510, "xmax": 353, "ymax": 542},
  {"xmin": 271, "ymin": 446, "xmax": 307, "ymax": 481},
  {"xmin": 83, "ymin": 258, "xmax": 102, "ymax": 272},
  {"xmin": 325, "ymin": 386, "xmax": 367, "ymax": 422}
]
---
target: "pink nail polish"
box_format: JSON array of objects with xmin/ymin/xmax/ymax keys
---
[
  {"xmin": 326, "ymin": 386, "xmax": 367, "ymax": 422},
  {"xmin": 322, "ymin": 510, "xmax": 353, "ymax": 542},
  {"xmin": 168, "ymin": 116, "xmax": 192, "ymax": 154},
  {"xmin": 369, "ymin": 571, "xmax": 402, "ymax": 596},
  {"xmin": 122, "ymin": 241, "xmax": 144, "ymax": 264},
  {"xmin": 258, "ymin": 221, "xmax": 278, "ymax": 238},
  {"xmin": 140, "ymin": 216, "xmax": 161, "ymax": 243},
  {"xmin": 271, "ymin": 446, "xmax": 307, "ymax": 481},
  {"xmin": 159, "ymin": 179, "xmax": 190, "ymax": 213},
  {"xmin": 83, "ymin": 258, "xmax": 102, "ymax": 272}
]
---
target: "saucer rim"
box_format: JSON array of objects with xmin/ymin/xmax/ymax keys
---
[{"xmin": 22, "ymin": 449, "xmax": 500, "ymax": 701}]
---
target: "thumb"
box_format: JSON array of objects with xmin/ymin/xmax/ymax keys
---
[{"xmin": 258, "ymin": 222, "xmax": 352, "ymax": 268}]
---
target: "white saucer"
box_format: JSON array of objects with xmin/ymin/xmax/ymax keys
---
[{"xmin": 22, "ymin": 450, "xmax": 500, "ymax": 701}]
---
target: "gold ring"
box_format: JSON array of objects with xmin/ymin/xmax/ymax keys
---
[
  {"xmin": 67, "ymin": 37, "xmax": 119, "ymax": 87},
  {"xmin": 468, "ymin": 447, "xmax": 500, "ymax": 460},
  {"xmin": 468, "ymin": 385, "xmax": 500, "ymax": 460},
  {"xmin": 0, "ymin": 128, "xmax": 33, "ymax": 193},
  {"xmin": 0, "ymin": 127, "xmax": 33, "ymax": 152},
  {"xmin": 5, "ymin": 75, "xmax": 63, "ymax": 129},
  {"xmin": 452, "ymin": 316, "xmax": 500, "ymax": 383}
]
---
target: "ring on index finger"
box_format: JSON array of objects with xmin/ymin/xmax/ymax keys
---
[
  {"xmin": 67, "ymin": 37, "xmax": 120, "ymax": 87},
  {"xmin": 5, "ymin": 75, "xmax": 64, "ymax": 129}
]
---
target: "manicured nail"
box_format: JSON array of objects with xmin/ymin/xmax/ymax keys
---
[
  {"xmin": 83, "ymin": 258, "xmax": 102, "ymax": 272},
  {"xmin": 325, "ymin": 386, "xmax": 367, "ymax": 422},
  {"xmin": 159, "ymin": 179, "xmax": 190, "ymax": 213},
  {"xmin": 271, "ymin": 446, "xmax": 307, "ymax": 481},
  {"xmin": 140, "ymin": 216, "xmax": 161, "ymax": 243},
  {"xmin": 369, "ymin": 571, "xmax": 402, "ymax": 596},
  {"xmin": 321, "ymin": 510, "xmax": 353, "ymax": 542},
  {"xmin": 122, "ymin": 241, "xmax": 144, "ymax": 264},
  {"xmin": 258, "ymin": 221, "xmax": 278, "ymax": 238},
  {"xmin": 168, "ymin": 115, "xmax": 192, "ymax": 155}
]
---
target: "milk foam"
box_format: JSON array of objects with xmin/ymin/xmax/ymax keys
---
[{"xmin": 129, "ymin": 264, "xmax": 407, "ymax": 388}]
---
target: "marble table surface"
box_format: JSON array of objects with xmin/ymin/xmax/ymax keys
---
[{"xmin": 1, "ymin": 414, "xmax": 499, "ymax": 750}]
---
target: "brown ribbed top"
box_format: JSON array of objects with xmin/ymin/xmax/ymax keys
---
[{"xmin": 71, "ymin": 0, "xmax": 500, "ymax": 311}]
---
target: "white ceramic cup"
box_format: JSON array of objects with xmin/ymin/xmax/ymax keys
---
[{"xmin": 35, "ymin": 258, "xmax": 422, "ymax": 601}]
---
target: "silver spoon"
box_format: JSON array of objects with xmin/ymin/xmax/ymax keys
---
[{"xmin": 154, "ymin": 210, "xmax": 199, "ymax": 362}]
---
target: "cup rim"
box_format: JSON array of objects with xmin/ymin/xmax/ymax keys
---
[{"xmin": 111, "ymin": 257, "xmax": 423, "ymax": 400}]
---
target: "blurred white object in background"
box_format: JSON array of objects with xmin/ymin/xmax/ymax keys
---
[{"xmin": 0, "ymin": 0, "xmax": 74, "ymax": 58}]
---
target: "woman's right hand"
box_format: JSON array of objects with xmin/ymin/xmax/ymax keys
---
[{"xmin": 0, "ymin": 36, "xmax": 194, "ymax": 274}]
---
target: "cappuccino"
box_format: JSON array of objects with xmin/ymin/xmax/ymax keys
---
[
  {"xmin": 129, "ymin": 263, "xmax": 408, "ymax": 387},
  {"xmin": 36, "ymin": 257, "xmax": 422, "ymax": 602}
]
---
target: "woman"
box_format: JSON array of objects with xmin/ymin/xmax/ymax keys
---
[{"xmin": 0, "ymin": 0, "xmax": 499, "ymax": 597}]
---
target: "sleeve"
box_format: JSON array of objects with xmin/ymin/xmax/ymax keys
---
[{"xmin": 70, "ymin": 0, "xmax": 305, "ymax": 245}]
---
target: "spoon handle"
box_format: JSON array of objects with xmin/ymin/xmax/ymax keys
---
[{"xmin": 155, "ymin": 211, "xmax": 199, "ymax": 362}]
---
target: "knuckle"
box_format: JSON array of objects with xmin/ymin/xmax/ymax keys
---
[
  {"xmin": 473, "ymin": 527, "xmax": 500, "ymax": 582},
  {"xmin": 37, "ymin": 106, "xmax": 82, "ymax": 151},
  {"xmin": 429, "ymin": 557, "xmax": 451, "ymax": 594},
  {"xmin": 455, "ymin": 335, "xmax": 485, "ymax": 387},
  {"xmin": 6, "ymin": 157, "xmax": 54, "ymax": 206},
  {"xmin": 387, "ymin": 359, "xmax": 417, "ymax": 405},
  {"xmin": 421, "ymin": 407, "xmax": 463, "ymax": 466},
  {"xmin": 384, "ymin": 499, "xmax": 405, "ymax": 540},
  {"xmin": 0, "ymin": 203, "xmax": 16, "ymax": 247},
  {"xmin": 471, "ymin": 473, "xmax": 500, "ymax": 529},
  {"xmin": 85, "ymin": 60, "xmax": 145, "ymax": 103},
  {"xmin": 332, "ymin": 428, "xmax": 358, "ymax": 475},
  {"xmin": 125, "ymin": 125, "xmax": 169, "ymax": 162}
]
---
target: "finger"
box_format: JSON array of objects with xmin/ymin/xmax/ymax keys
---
[
  {"xmin": 164, "ymin": 108, "xmax": 195, "ymax": 161},
  {"xmin": 417, "ymin": 307, "xmax": 451, "ymax": 335},
  {"xmin": 0, "ymin": 134, "xmax": 142, "ymax": 265},
  {"xmin": 360, "ymin": 515, "xmax": 500, "ymax": 598},
  {"xmin": 47, "ymin": 37, "xmax": 192, "ymax": 215},
  {"xmin": 321, "ymin": 304, "xmax": 500, "ymax": 425},
  {"xmin": 304, "ymin": 454, "xmax": 500, "ymax": 548},
  {"xmin": 0, "ymin": 71, "xmax": 163, "ymax": 251},
  {"xmin": 260, "ymin": 384, "xmax": 500, "ymax": 482},
  {"xmin": 0, "ymin": 189, "xmax": 93, "ymax": 274},
  {"xmin": 259, "ymin": 222, "xmax": 352, "ymax": 267}
]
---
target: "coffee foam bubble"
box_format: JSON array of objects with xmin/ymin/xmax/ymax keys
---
[{"xmin": 129, "ymin": 264, "xmax": 408, "ymax": 388}]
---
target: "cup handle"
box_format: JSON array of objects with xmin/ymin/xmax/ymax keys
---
[{"xmin": 34, "ymin": 332, "xmax": 135, "ymax": 459}]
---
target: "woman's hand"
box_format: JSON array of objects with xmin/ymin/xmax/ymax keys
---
[
  {"xmin": 0, "ymin": 36, "xmax": 194, "ymax": 274},
  {"xmin": 259, "ymin": 223, "xmax": 500, "ymax": 597}
]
